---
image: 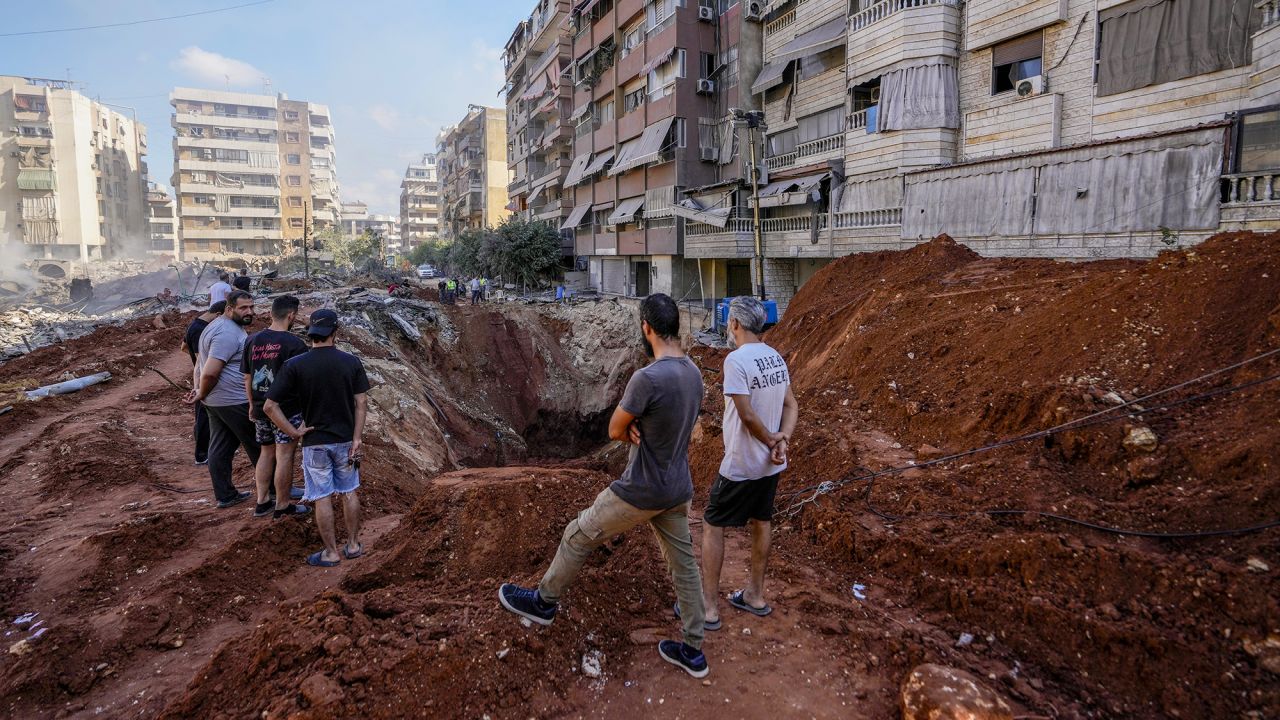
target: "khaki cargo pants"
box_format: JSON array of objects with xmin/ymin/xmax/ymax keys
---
[{"xmin": 538, "ymin": 487, "xmax": 706, "ymax": 650}]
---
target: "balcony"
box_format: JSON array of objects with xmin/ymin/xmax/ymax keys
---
[
  {"xmin": 180, "ymin": 181, "xmax": 279, "ymax": 196},
  {"xmin": 191, "ymin": 227, "xmax": 282, "ymax": 240},
  {"xmin": 187, "ymin": 204, "xmax": 279, "ymax": 218},
  {"xmin": 765, "ymin": 133, "xmax": 845, "ymax": 172},
  {"xmin": 177, "ymin": 135, "xmax": 275, "ymax": 150},
  {"xmin": 172, "ymin": 112, "xmax": 276, "ymax": 131},
  {"xmin": 845, "ymin": 125, "xmax": 958, "ymax": 175},
  {"xmin": 847, "ymin": 0, "xmax": 962, "ymax": 85}
]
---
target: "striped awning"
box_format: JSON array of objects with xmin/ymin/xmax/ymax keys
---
[
  {"xmin": 607, "ymin": 196, "xmax": 645, "ymax": 225},
  {"xmin": 561, "ymin": 202, "xmax": 591, "ymax": 230},
  {"xmin": 641, "ymin": 47, "xmax": 676, "ymax": 76}
]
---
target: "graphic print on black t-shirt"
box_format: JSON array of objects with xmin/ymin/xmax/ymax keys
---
[{"xmin": 240, "ymin": 329, "xmax": 307, "ymax": 415}]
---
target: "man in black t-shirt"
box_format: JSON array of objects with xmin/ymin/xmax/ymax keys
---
[
  {"xmin": 180, "ymin": 301, "xmax": 224, "ymax": 465},
  {"xmin": 232, "ymin": 268, "xmax": 252, "ymax": 292},
  {"xmin": 264, "ymin": 309, "xmax": 371, "ymax": 567},
  {"xmin": 241, "ymin": 295, "xmax": 310, "ymax": 519}
]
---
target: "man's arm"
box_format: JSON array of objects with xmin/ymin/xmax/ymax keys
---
[
  {"xmin": 730, "ymin": 394, "xmax": 783, "ymax": 449},
  {"xmin": 244, "ymin": 374, "xmax": 256, "ymax": 420},
  {"xmin": 608, "ymin": 406, "xmax": 641, "ymax": 445},
  {"xmin": 264, "ymin": 398, "xmax": 310, "ymax": 440},
  {"xmin": 351, "ymin": 393, "xmax": 367, "ymax": 459},
  {"xmin": 185, "ymin": 358, "xmax": 225, "ymax": 404},
  {"xmin": 770, "ymin": 386, "xmax": 799, "ymax": 465}
]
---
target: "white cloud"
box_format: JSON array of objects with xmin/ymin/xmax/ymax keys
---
[
  {"xmin": 368, "ymin": 104, "xmax": 400, "ymax": 131},
  {"xmin": 171, "ymin": 46, "xmax": 268, "ymax": 89}
]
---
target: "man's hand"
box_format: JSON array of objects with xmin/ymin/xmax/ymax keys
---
[
  {"xmin": 770, "ymin": 437, "xmax": 789, "ymax": 465},
  {"xmin": 290, "ymin": 421, "xmax": 313, "ymax": 441},
  {"xmin": 183, "ymin": 388, "xmax": 201, "ymax": 405},
  {"xmin": 247, "ymin": 405, "xmax": 257, "ymax": 421},
  {"xmin": 350, "ymin": 437, "xmax": 362, "ymax": 461},
  {"xmin": 627, "ymin": 420, "xmax": 641, "ymax": 445}
]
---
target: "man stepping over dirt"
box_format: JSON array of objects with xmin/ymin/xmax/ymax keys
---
[
  {"xmin": 498, "ymin": 293, "xmax": 711, "ymax": 678},
  {"xmin": 241, "ymin": 295, "xmax": 310, "ymax": 519},
  {"xmin": 186, "ymin": 290, "xmax": 259, "ymax": 509},
  {"xmin": 181, "ymin": 300, "xmax": 224, "ymax": 466},
  {"xmin": 264, "ymin": 309, "xmax": 370, "ymax": 567},
  {"xmin": 700, "ymin": 296, "xmax": 797, "ymax": 627}
]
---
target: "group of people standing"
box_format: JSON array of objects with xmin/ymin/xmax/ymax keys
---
[
  {"xmin": 437, "ymin": 276, "xmax": 487, "ymax": 305},
  {"xmin": 181, "ymin": 284, "xmax": 372, "ymax": 567},
  {"xmin": 499, "ymin": 293, "xmax": 797, "ymax": 679}
]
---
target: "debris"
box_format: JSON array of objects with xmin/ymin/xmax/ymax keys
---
[
  {"xmin": 956, "ymin": 633, "xmax": 975, "ymax": 647},
  {"xmin": 1246, "ymin": 557, "xmax": 1270, "ymax": 573},
  {"xmin": 1122, "ymin": 426, "xmax": 1159, "ymax": 452},
  {"xmin": 25, "ymin": 372, "xmax": 112, "ymax": 399},
  {"xmin": 0, "ymin": 406, "xmax": 13, "ymax": 417},
  {"xmin": 13, "ymin": 612, "xmax": 38, "ymax": 626},
  {"xmin": 388, "ymin": 312, "xmax": 422, "ymax": 342},
  {"xmin": 8, "ymin": 639, "xmax": 33, "ymax": 656},
  {"xmin": 581, "ymin": 650, "xmax": 603, "ymax": 679},
  {"xmin": 496, "ymin": 647, "xmax": 510, "ymax": 660},
  {"xmin": 851, "ymin": 584, "xmax": 867, "ymax": 601}
]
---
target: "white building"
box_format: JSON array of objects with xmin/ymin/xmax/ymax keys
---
[
  {"xmin": 399, "ymin": 154, "xmax": 441, "ymax": 249},
  {"xmin": 146, "ymin": 182, "xmax": 177, "ymax": 257}
]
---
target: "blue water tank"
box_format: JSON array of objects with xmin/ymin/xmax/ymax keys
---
[{"xmin": 716, "ymin": 298, "xmax": 779, "ymax": 332}]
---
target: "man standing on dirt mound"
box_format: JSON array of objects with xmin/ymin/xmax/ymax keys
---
[
  {"xmin": 187, "ymin": 290, "xmax": 259, "ymax": 509},
  {"xmin": 263, "ymin": 309, "xmax": 370, "ymax": 567},
  {"xmin": 498, "ymin": 293, "xmax": 711, "ymax": 679},
  {"xmin": 700, "ymin": 295, "xmax": 797, "ymax": 628}
]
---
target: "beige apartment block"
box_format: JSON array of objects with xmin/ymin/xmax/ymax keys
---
[
  {"xmin": 681, "ymin": 0, "xmax": 1280, "ymax": 313},
  {"xmin": 146, "ymin": 182, "xmax": 177, "ymax": 257},
  {"xmin": 170, "ymin": 87, "xmax": 340, "ymax": 261},
  {"xmin": 437, "ymin": 106, "xmax": 509, "ymax": 239},
  {"xmin": 0, "ymin": 76, "xmax": 149, "ymax": 263},
  {"xmin": 399, "ymin": 154, "xmax": 441, "ymax": 249}
]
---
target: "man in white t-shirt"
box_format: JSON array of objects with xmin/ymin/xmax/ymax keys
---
[
  {"xmin": 208, "ymin": 271, "xmax": 233, "ymax": 309},
  {"xmin": 699, "ymin": 295, "xmax": 797, "ymax": 628}
]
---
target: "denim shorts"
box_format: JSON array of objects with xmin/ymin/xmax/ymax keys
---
[
  {"xmin": 301, "ymin": 442, "xmax": 360, "ymax": 501},
  {"xmin": 254, "ymin": 414, "xmax": 303, "ymax": 445}
]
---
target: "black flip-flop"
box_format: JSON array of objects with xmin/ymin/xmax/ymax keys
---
[
  {"xmin": 728, "ymin": 590, "xmax": 772, "ymax": 617},
  {"xmin": 306, "ymin": 550, "xmax": 339, "ymax": 567},
  {"xmin": 341, "ymin": 544, "xmax": 363, "ymax": 560},
  {"xmin": 673, "ymin": 601, "xmax": 721, "ymax": 631}
]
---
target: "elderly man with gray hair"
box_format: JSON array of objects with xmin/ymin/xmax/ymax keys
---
[{"xmin": 698, "ymin": 295, "xmax": 797, "ymax": 627}]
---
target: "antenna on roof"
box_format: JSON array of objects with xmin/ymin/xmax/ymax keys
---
[
  {"xmin": 262, "ymin": 77, "xmax": 272, "ymax": 95},
  {"xmin": 224, "ymin": 74, "xmax": 230, "ymax": 90}
]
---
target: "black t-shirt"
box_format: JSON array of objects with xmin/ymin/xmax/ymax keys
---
[
  {"xmin": 239, "ymin": 329, "xmax": 308, "ymax": 416},
  {"xmin": 183, "ymin": 317, "xmax": 210, "ymax": 365},
  {"xmin": 266, "ymin": 346, "xmax": 371, "ymax": 447},
  {"xmin": 233, "ymin": 275, "xmax": 251, "ymax": 291}
]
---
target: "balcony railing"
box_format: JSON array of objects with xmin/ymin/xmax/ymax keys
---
[
  {"xmin": 761, "ymin": 215, "xmax": 828, "ymax": 233},
  {"xmin": 849, "ymin": 108, "xmax": 870, "ymax": 130},
  {"xmin": 833, "ymin": 208, "xmax": 903, "ymax": 228},
  {"xmin": 1260, "ymin": 0, "xmax": 1280, "ymax": 29},
  {"xmin": 765, "ymin": 152, "xmax": 798, "ymax": 171},
  {"xmin": 1222, "ymin": 172, "xmax": 1280, "ymax": 204},
  {"xmin": 764, "ymin": 8, "xmax": 796, "ymax": 35},
  {"xmin": 685, "ymin": 217, "xmax": 753, "ymax": 237},
  {"xmin": 850, "ymin": 0, "xmax": 959, "ymax": 33},
  {"xmin": 798, "ymin": 133, "xmax": 845, "ymax": 158}
]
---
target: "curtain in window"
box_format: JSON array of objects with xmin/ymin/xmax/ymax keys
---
[
  {"xmin": 1098, "ymin": 0, "xmax": 1259, "ymax": 96},
  {"xmin": 768, "ymin": 128, "xmax": 798, "ymax": 156},
  {"xmin": 798, "ymin": 106, "xmax": 844, "ymax": 143},
  {"xmin": 877, "ymin": 60, "xmax": 960, "ymax": 132},
  {"xmin": 903, "ymin": 167, "xmax": 1037, "ymax": 238}
]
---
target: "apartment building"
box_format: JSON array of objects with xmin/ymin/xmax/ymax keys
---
[
  {"xmin": 0, "ymin": 76, "xmax": 148, "ymax": 262},
  {"xmin": 399, "ymin": 154, "xmax": 441, "ymax": 249},
  {"xmin": 518, "ymin": 0, "xmax": 764, "ymax": 298},
  {"xmin": 340, "ymin": 201, "xmax": 400, "ymax": 254},
  {"xmin": 684, "ymin": 0, "xmax": 1280, "ymax": 312},
  {"xmin": 169, "ymin": 88, "xmax": 340, "ymax": 260},
  {"xmin": 146, "ymin": 182, "xmax": 177, "ymax": 257},
  {"xmin": 436, "ymin": 106, "xmax": 510, "ymax": 240}
]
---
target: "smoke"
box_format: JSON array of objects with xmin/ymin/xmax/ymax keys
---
[{"xmin": 0, "ymin": 242, "xmax": 44, "ymax": 299}]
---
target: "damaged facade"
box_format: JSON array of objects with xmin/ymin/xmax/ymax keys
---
[
  {"xmin": 436, "ymin": 107, "xmax": 510, "ymax": 240},
  {"xmin": 399, "ymin": 154, "xmax": 441, "ymax": 251}
]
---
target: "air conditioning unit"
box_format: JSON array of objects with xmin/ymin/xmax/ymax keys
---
[
  {"xmin": 744, "ymin": 0, "xmax": 765, "ymax": 22},
  {"xmin": 697, "ymin": 5, "xmax": 715, "ymax": 21},
  {"xmin": 696, "ymin": 79, "xmax": 716, "ymax": 95},
  {"xmin": 1016, "ymin": 75, "xmax": 1045, "ymax": 98},
  {"xmin": 699, "ymin": 146, "xmax": 719, "ymax": 163}
]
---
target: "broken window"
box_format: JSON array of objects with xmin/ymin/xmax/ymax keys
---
[
  {"xmin": 991, "ymin": 31, "xmax": 1042, "ymax": 95},
  {"xmin": 624, "ymin": 85, "xmax": 647, "ymax": 114},
  {"xmin": 1233, "ymin": 106, "xmax": 1280, "ymax": 172}
]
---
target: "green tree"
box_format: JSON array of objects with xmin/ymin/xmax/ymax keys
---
[
  {"xmin": 447, "ymin": 228, "xmax": 485, "ymax": 276},
  {"xmin": 406, "ymin": 238, "xmax": 449, "ymax": 267},
  {"xmin": 322, "ymin": 229, "xmax": 382, "ymax": 270},
  {"xmin": 492, "ymin": 217, "xmax": 564, "ymax": 288}
]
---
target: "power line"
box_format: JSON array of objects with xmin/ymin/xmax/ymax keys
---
[{"xmin": 0, "ymin": 0, "xmax": 275, "ymax": 38}]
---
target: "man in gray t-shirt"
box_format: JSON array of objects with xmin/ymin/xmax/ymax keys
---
[
  {"xmin": 499, "ymin": 294, "xmax": 711, "ymax": 679},
  {"xmin": 187, "ymin": 290, "xmax": 261, "ymax": 508}
]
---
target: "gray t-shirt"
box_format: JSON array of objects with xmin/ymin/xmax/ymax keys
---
[
  {"xmin": 609, "ymin": 355, "xmax": 704, "ymax": 510},
  {"xmin": 197, "ymin": 316, "xmax": 249, "ymax": 407}
]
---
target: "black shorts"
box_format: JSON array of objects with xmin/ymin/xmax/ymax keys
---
[{"xmin": 703, "ymin": 473, "xmax": 781, "ymax": 527}]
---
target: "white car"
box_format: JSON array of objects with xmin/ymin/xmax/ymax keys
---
[{"xmin": 417, "ymin": 265, "xmax": 436, "ymax": 279}]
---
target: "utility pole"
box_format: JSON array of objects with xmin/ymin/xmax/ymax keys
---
[
  {"xmin": 738, "ymin": 109, "xmax": 768, "ymax": 300},
  {"xmin": 303, "ymin": 201, "xmax": 311, "ymax": 279}
]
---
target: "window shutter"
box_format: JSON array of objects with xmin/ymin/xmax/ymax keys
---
[{"xmin": 992, "ymin": 31, "xmax": 1043, "ymax": 66}]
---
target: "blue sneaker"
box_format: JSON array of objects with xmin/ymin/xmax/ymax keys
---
[
  {"xmin": 498, "ymin": 583, "xmax": 556, "ymax": 626},
  {"xmin": 658, "ymin": 640, "xmax": 709, "ymax": 678}
]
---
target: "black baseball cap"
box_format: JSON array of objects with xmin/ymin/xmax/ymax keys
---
[{"xmin": 307, "ymin": 309, "xmax": 339, "ymax": 337}]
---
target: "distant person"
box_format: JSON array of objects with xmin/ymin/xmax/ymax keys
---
[
  {"xmin": 209, "ymin": 272, "xmax": 233, "ymax": 309},
  {"xmin": 470, "ymin": 276, "xmax": 481, "ymax": 305},
  {"xmin": 241, "ymin": 295, "xmax": 309, "ymax": 519},
  {"xmin": 437, "ymin": 278, "xmax": 447, "ymax": 301},
  {"xmin": 480, "ymin": 277, "xmax": 487, "ymax": 300},
  {"xmin": 700, "ymin": 296, "xmax": 798, "ymax": 628},
  {"xmin": 232, "ymin": 268, "xmax": 252, "ymax": 292},
  {"xmin": 186, "ymin": 290, "xmax": 259, "ymax": 508},
  {"xmin": 498, "ymin": 294, "xmax": 710, "ymax": 678},
  {"xmin": 180, "ymin": 301, "xmax": 224, "ymax": 465},
  {"xmin": 265, "ymin": 309, "xmax": 370, "ymax": 567}
]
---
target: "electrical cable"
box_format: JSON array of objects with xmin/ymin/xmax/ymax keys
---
[{"xmin": 0, "ymin": 1, "xmax": 274, "ymax": 37}]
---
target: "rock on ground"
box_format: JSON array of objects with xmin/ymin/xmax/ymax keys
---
[{"xmin": 901, "ymin": 663, "xmax": 1013, "ymax": 720}]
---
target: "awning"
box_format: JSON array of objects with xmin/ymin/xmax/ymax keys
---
[
  {"xmin": 750, "ymin": 59, "xmax": 791, "ymax": 94},
  {"xmin": 641, "ymin": 47, "xmax": 676, "ymax": 76},
  {"xmin": 570, "ymin": 101, "xmax": 592, "ymax": 122},
  {"xmin": 583, "ymin": 149, "xmax": 615, "ymax": 176},
  {"xmin": 17, "ymin": 169, "xmax": 56, "ymax": 191},
  {"xmin": 563, "ymin": 152, "xmax": 593, "ymax": 186},
  {"xmin": 536, "ymin": 91, "xmax": 559, "ymax": 115},
  {"xmin": 772, "ymin": 17, "xmax": 846, "ymax": 65},
  {"xmin": 670, "ymin": 198, "xmax": 732, "ymax": 228},
  {"xmin": 577, "ymin": 0, "xmax": 601, "ymax": 16},
  {"xmin": 520, "ymin": 72, "xmax": 549, "ymax": 100},
  {"xmin": 561, "ymin": 202, "xmax": 591, "ymax": 230},
  {"xmin": 752, "ymin": 172, "xmax": 828, "ymax": 207},
  {"xmin": 576, "ymin": 45, "xmax": 602, "ymax": 72},
  {"xmin": 610, "ymin": 117, "xmax": 675, "ymax": 175},
  {"xmin": 528, "ymin": 184, "xmax": 546, "ymax": 205},
  {"xmin": 607, "ymin": 196, "xmax": 645, "ymax": 225},
  {"xmin": 591, "ymin": 201, "xmax": 614, "ymax": 212},
  {"xmin": 13, "ymin": 95, "xmax": 36, "ymax": 111}
]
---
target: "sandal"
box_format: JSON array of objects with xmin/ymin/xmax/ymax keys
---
[
  {"xmin": 673, "ymin": 601, "xmax": 721, "ymax": 631},
  {"xmin": 306, "ymin": 550, "xmax": 340, "ymax": 567},
  {"xmin": 728, "ymin": 590, "xmax": 772, "ymax": 617},
  {"xmin": 341, "ymin": 543, "xmax": 363, "ymax": 560}
]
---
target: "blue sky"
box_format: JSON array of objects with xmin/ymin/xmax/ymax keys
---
[{"xmin": 0, "ymin": 0, "xmax": 532, "ymax": 215}]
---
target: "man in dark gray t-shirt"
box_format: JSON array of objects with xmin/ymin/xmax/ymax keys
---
[{"xmin": 498, "ymin": 294, "xmax": 711, "ymax": 679}]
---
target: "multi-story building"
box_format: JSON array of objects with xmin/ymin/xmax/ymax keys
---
[
  {"xmin": 437, "ymin": 106, "xmax": 510, "ymax": 239},
  {"xmin": 0, "ymin": 76, "xmax": 149, "ymax": 262},
  {"xmin": 169, "ymin": 87, "xmax": 339, "ymax": 260},
  {"xmin": 525, "ymin": 0, "xmax": 764, "ymax": 298},
  {"xmin": 146, "ymin": 182, "xmax": 177, "ymax": 257},
  {"xmin": 399, "ymin": 154, "xmax": 441, "ymax": 249},
  {"xmin": 340, "ymin": 200, "xmax": 400, "ymax": 254},
  {"xmin": 685, "ymin": 0, "xmax": 1280, "ymax": 312}
]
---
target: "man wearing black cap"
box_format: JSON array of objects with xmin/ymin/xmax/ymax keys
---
[{"xmin": 263, "ymin": 309, "xmax": 371, "ymax": 567}]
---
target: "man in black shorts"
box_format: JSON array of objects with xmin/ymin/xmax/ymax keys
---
[
  {"xmin": 242, "ymin": 295, "xmax": 310, "ymax": 519},
  {"xmin": 701, "ymin": 296, "xmax": 798, "ymax": 626}
]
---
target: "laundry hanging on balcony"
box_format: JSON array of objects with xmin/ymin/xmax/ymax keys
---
[{"xmin": 876, "ymin": 59, "xmax": 960, "ymax": 132}]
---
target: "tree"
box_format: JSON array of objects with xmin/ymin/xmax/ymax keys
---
[
  {"xmin": 323, "ymin": 229, "xmax": 381, "ymax": 271},
  {"xmin": 492, "ymin": 217, "xmax": 564, "ymax": 288},
  {"xmin": 406, "ymin": 238, "xmax": 449, "ymax": 267},
  {"xmin": 446, "ymin": 228, "xmax": 484, "ymax": 276}
]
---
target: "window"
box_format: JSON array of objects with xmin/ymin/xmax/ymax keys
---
[
  {"xmin": 674, "ymin": 118, "xmax": 686, "ymax": 149},
  {"xmin": 624, "ymin": 86, "xmax": 647, "ymax": 114},
  {"xmin": 850, "ymin": 78, "xmax": 881, "ymax": 113},
  {"xmin": 991, "ymin": 31, "xmax": 1042, "ymax": 95},
  {"xmin": 283, "ymin": 110, "xmax": 299, "ymax": 120},
  {"xmin": 767, "ymin": 128, "xmax": 798, "ymax": 157},
  {"xmin": 286, "ymin": 153, "xmax": 301, "ymax": 165},
  {"xmin": 287, "ymin": 175, "xmax": 302, "ymax": 187},
  {"xmin": 645, "ymin": 0, "xmax": 683, "ymax": 34},
  {"xmin": 648, "ymin": 49, "xmax": 685, "ymax": 101},
  {"xmin": 600, "ymin": 100, "xmax": 615, "ymax": 124},
  {"xmin": 799, "ymin": 47, "xmax": 844, "ymax": 80},
  {"xmin": 286, "ymin": 131, "xmax": 300, "ymax": 143},
  {"xmin": 290, "ymin": 217, "xmax": 304, "ymax": 228},
  {"xmin": 622, "ymin": 24, "xmax": 644, "ymax": 58},
  {"xmin": 719, "ymin": 46, "xmax": 740, "ymax": 89},
  {"xmin": 700, "ymin": 52, "xmax": 717, "ymax": 80},
  {"xmin": 798, "ymin": 106, "xmax": 844, "ymax": 142},
  {"xmin": 1233, "ymin": 107, "xmax": 1280, "ymax": 173}
]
